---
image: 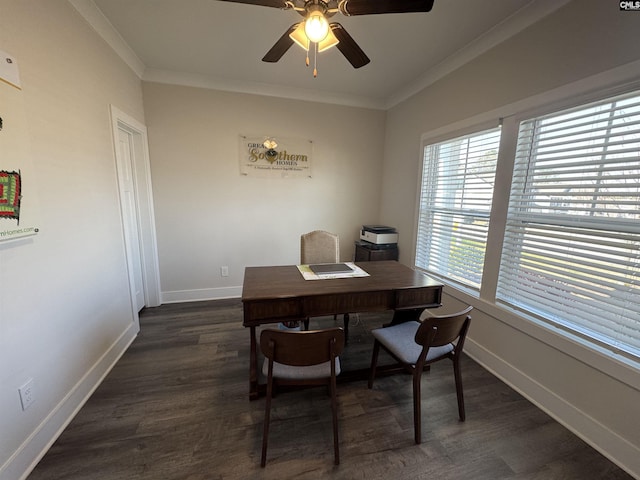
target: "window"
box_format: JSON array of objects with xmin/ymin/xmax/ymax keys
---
[
  {"xmin": 416, "ymin": 127, "xmax": 501, "ymax": 289},
  {"xmin": 497, "ymin": 91, "xmax": 640, "ymax": 358}
]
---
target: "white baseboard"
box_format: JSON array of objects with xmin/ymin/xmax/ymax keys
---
[
  {"xmin": 1, "ymin": 321, "xmax": 139, "ymax": 480},
  {"xmin": 465, "ymin": 339, "xmax": 640, "ymax": 479},
  {"xmin": 161, "ymin": 286, "xmax": 242, "ymax": 304}
]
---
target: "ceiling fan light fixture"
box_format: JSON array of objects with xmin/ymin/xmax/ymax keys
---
[
  {"xmin": 304, "ymin": 8, "xmax": 329, "ymax": 43},
  {"xmin": 289, "ymin": 22, "xmax": 310, "ymax": 51},
  {"xmin": 317, "ymin": 26, "xmax": 339, "ymax": 52}
]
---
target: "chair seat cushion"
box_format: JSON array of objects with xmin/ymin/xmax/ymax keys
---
[
  {"xmin": 372, "ymin": 321, "xmax": 454, "ymax": 365},
  {"xmin": 262, "ymin": 358, "xmax": 341, "ymax": 380}
]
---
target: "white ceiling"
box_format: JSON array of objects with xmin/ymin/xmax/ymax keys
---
[{"xmin": 71, "ymin": 0, "xmax": 569, "ymax": 109}]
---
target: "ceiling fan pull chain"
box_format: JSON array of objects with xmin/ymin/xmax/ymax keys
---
[{"xmin": 313, "ymin": 42, "xmax": 318, "ymax": 77}]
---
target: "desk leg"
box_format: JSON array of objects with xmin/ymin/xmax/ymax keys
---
[
  {"xmin": 343, "ymin": 313, "xmax": 350, "ymax": 344},
  {"xmin": 249, "ymin": 326, "xmax": 259, "ymax": 400}
]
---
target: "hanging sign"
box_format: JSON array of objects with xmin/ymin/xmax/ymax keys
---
[{"xmin": 239, "ymin": 135, "xmax": 312, "ymax": 178}]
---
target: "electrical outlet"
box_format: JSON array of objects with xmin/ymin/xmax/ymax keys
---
[
  {"xmin": 19, "ymin": 378, "xmax": 34, "ymax": 411},
  {"xmin": 220, "ymin": 266, "xmax": 229, "ymax": 277}
]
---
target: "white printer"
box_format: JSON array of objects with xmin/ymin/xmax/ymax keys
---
[{"xmin": 359, "ymin": 225, "xmax": 398, "ymax": 245}]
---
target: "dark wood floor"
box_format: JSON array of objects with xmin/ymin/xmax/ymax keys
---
[{"xmin": 28, "ymin": 299, "xmax": 632, "ymax": 479}]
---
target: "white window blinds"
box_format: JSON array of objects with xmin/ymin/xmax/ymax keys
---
[
  {"xmin": 416, "ymin": 127, "xmax": 501, "ymax": 289},
  {"xmin": 497, "ymin": 91, "xmax": 640, "ymax": 358}
]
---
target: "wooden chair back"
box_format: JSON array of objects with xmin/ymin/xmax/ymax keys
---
[
  {"xmin": 415, "ymin": 306, "xmax": 473, "ymax": 351},
  {"xmin": 260, "ymin": 328, "xmax": 345, "ymax": 368}
]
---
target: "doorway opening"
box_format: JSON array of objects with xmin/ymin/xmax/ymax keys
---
[{"xmin": 110, "ymin": 105, "xmax": 161, "ymax": 321}]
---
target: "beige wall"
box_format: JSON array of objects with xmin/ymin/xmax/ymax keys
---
[
  {"xmin": 2, "ymin": 0, "xmax": 639, "ymax": 479},
  {"xmin": 142, "ymin": 82, "xmax": 386, "ymax": 302},
  {"xmin": 0, "ymin": 1, "xmax": 145, "ymax": 479},
  {"xmin": 382, "ymin": 1, "xmax": 640, "ymax": 259},
  {"xmin": 381, "ymin": 0, "xmax": 640, "ymax": 476}
]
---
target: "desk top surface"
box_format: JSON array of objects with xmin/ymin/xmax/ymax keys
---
[{"xmin": 242, "ymin": 261, "xmax": 442, "ymax": 302}]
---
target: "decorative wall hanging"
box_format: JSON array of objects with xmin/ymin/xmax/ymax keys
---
[
  {"xmin": 239, "ymin": 135, "xmax": 312, "ymax": 178},
  {"xmin": 0, "ymin": 170, "xmax": 21, "ymax": 221},
  {"xmin": 0, "ymin": 50, "xmax": 40, "ymax": 243}
]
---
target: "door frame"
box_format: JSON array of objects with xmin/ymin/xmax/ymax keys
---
[{"xmin": 110, "ymin": 105, "xmax": 162, "ymax": 315}]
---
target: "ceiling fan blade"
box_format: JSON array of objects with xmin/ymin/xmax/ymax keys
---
[
  {"xmin": 338, "ymin": 0, "xmax": 434, "ymax": 16},
  {"xmin": 262, "ymin": 25, "xmax": 297, "ymax": 63},
  {"xmin": 331, "ymin": 24, "xmax": 370, "ymax": 69},
  {"xmin": 216, "ymin": 0, "xmax": 292, "ymax": 9}
]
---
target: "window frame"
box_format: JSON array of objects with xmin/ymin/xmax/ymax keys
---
[
  {"xmin": 415, "ymin": 123, "xmax": 502, "ymax": 292},
  {"xmin": 496, "ymin": 93, "xmax": 640, "ymax": 360},
  {"xmin": 413, "ymin": 76, "xmax": 640, "ymax": 379},
  {"xmin": 415, "ymin": 120, "xmax": 501, "ymax": 292}
]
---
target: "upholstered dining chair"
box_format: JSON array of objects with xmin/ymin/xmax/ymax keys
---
[
  {"xmin": 300, "ymin": 230, "xmax": 350, "ymax": 335},
  {"xmin": 368, "ymin": 306, "xmax": 473, "ymax": 444},
  {"xmin": 300, "ymin": 230, "xmax": 340, "ymax": 265},
  {"xmin": 260, "ymin": 327, "xmax": 345, "ymax": 467}
]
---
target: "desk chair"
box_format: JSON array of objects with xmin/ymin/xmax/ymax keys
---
[
  {"xmin": 300, "ymin": 230, "xmax": 340, "ymax": 265},
  {"xmin": 300, "ymin": 230, "xmax": 350, "ymax": 335},
  {"xmin": 368, "ymin": 306, "xmax": 473, "ymax": 444},
  {"xmin": 260, "ymin": 327, "xmax": 345, "ymax": 467}
]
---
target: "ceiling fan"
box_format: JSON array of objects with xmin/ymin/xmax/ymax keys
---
[{"xmin": 217, "ymin": 0, "xmax": 435, "ymax": 72}]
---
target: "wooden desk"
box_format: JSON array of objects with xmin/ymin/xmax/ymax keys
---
[{"xmin": 242, "ymin": 261, "xmax": 443, "ymax": 399}]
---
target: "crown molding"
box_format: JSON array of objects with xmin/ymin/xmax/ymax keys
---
[
  {"xmin": 385, "ymin": 0, "xmax": 573, "ymax": 109},
  {"xmin": 68, "ymin": 0, "xmax": 145, "ymax": 78},
  {"xmin": 69, "ymin": 0, "xmax": 570, "ymax": 111},
  {"xmin": 142, "ymin": 68, "xmax": 386, "ymax": 110}
]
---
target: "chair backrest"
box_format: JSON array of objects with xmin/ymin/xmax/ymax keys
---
[
  {"xmin": 300, "ymin": 230, "xmax": 340, "ymax": 264},
  {"xmin": 260, "ymin": 328, "xmax": 345, "ymax": 368},
  {"xmin": 415, "ymin": 306, "xmax": 473, "ymax": 349}
]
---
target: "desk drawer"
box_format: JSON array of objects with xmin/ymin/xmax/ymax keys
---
[
  {"xmin": 395, "ymin": 287, "xmax": 441, "ymax": 310},
  {"xmin": 243, "ymin": 298, "xmax": 303, "ymax": 325},
  {"xmin": 304, "ymin": 291, "xmax": 394, "ymax": 316}
]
